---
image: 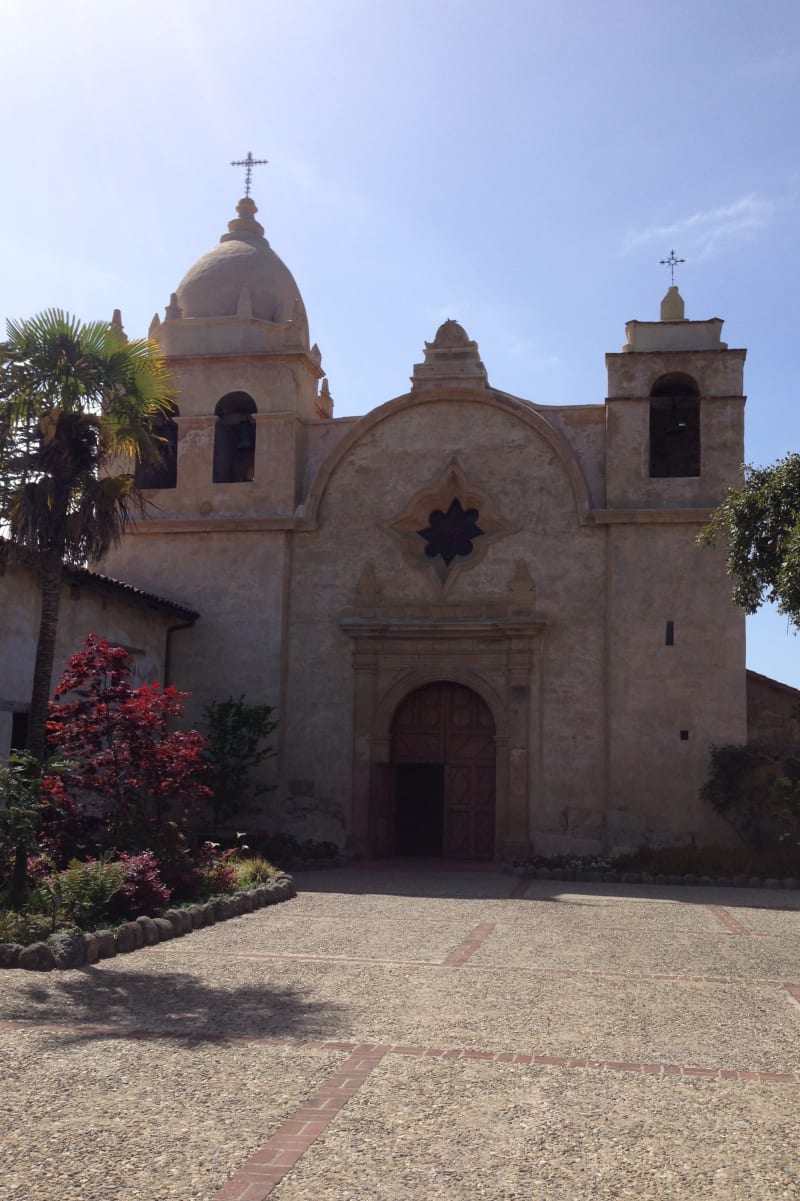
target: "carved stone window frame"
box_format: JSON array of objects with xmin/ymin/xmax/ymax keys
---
[{"xmin": 387, "ymin": 458, "xmax": 512, "ymax": 594}]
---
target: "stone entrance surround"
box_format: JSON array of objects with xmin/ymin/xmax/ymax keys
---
[{"xmin": 343, "ymin": 593, "xmax": 543, "ymax": 861}]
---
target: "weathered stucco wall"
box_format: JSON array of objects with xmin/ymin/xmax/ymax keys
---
[
  {"xmin": 747, "ymin": 670, "xmax": 800, "ymax": 746},
  {"xmin": 0, "ymin": 561, "xmax": 181, "ymax": 758},
  {"xmin": 284, "ymin": 392, "xmax": 606, "ymax": 852},
  {"xmin": 538, "ymin": 405, "xmax": 606, "ymax": 509},
  {"xmin": 603, "ymin": 523, "xmax": 746, "ymax": 851},
  {"xmin": 104, "ymin": 529, "xmax": 285, "ymax": 742}
]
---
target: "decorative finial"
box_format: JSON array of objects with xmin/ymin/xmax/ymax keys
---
[
  {"xmin": 660, "ymin": 287, "xmax": 685, "ymax": 321},
  {"xmin": 355, "ymin": 561, "xmax": 382, "ymax": 605},
  {"xmin": 110, "ymin": 308, "xmax": 127, "ymax": 342},
  {"xmin": 165, "ymin": 292, "xmax": 183, "ymax": 321},
  {"xmin": 660, "ymin": 249, "xmax": 685, "ymax": 286},
  {"xmin": 509, "ymin": 560, "xmax": 536, "ymax": 610},
  {"xmin": 220, "ymin": 196, "xmax": 265, "ymax": 244},
  {"xmin": 316, "ymin": 374, "xmax": 333, "ymax": 419},
  {"xmin": 230, "ymin": 151, "xmax": 268, "ymax": 197}
]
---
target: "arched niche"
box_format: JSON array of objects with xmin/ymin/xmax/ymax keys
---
[
  {"xmin": 213, "ymin": 392, "xmax": 257, "ymax": 484},
  {"xmin": 134, "ymin": 404, "xmax": 179, "ymax": 490},
  {"xmin": 649, "ymin": 373, "xmax": 700, "ymax": 478}
]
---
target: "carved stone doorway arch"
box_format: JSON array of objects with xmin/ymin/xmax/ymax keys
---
[
  {"xmin": 375, "ymin": 681, "xmax": 496, "ymax": 860},
  {"xmin": 341, "ymin": 598, "xmax": 542, "ymax": 862}
]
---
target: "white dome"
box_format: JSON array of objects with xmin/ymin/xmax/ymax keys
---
[{"xmin": 174, "ymin": 197, "xmax": 308, "ymax": 343}]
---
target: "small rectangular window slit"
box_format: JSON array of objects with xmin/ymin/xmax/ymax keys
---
[
  {"xmin": 680, "ymin": 729, "xmax": 689, "ymax": 741},
  {"xmin": 665, "ymin": 621, "xmax": 674, "ymax": 646}
]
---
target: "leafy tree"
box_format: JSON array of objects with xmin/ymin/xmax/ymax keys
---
[
  {"xmin": 0, "ymin": 750, "xmax": 49, "ymax": 906},
  {"xmin": 0, "ymin": 310, "xmax": 173, "ymax": 762},
  {"xmin": 0, "ymin": 749, "xmax": 70, "ymax": 907},
  {"xmin": 701, "ymin": 743, "xmax": 800, "ymax": 847},
  {"xmin": 700, "ymin": 454, "xmax": 800, "ymax": 628},
  {"xmin": 45, "ymin": 636, "xmax": 211, "ymax": 846},
  {"xmin": 203, "ymin": 696, "xmax": 277, "ymax": 828}
]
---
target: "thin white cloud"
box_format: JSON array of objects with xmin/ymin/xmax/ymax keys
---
[{"xmin": 622, "ymin": 194, "xmax": 775, "ymax": 260}]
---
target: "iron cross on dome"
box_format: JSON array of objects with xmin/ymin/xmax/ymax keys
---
[
  {"xmin": 660, "ymin": 249, "xmax": 686, "ymax": 285},
  {"xmin": 230, "ymin": 152, "xmax": 268, "ymax": 197}
]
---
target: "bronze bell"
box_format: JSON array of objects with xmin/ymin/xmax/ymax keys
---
[
  {"xmin": 665, "ymin": 400, "xmax": 688, "ymax": 436},
  {"xmin": 236, "ymin": 418, "xmax": 255, "ymax": 451}
]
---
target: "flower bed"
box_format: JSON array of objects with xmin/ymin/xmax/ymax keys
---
[
  {"xmin": 0, "ymin": 872, "xmax": 295, "ymax": 971},
  {"xmin": 510, "ymin": 848, "xmax": 799, "ymax": 889}
]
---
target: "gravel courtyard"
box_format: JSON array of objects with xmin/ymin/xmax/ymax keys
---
[{"xmin": 1, "ymin": 867, "xmax": 799, "ymax": 1200}]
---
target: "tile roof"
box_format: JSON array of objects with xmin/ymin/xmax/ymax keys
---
[{"xmin": 1, "ymin": 541, "xmax": 199, "ymax": 620}]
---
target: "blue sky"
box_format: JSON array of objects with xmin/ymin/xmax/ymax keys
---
[{"xmin": 2, "ymin": 0, "xmax": 799, "ymax": 680}]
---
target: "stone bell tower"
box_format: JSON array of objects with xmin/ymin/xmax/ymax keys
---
[
  {"xmin": 102, "ymin": 192, "xmax": 330, "ymax": 733},
  {"xmin": 600, "ymin": 285, "xmax": 747, "ymax": 847},
  {"xmin": 605, "ymin": 284, "xmax": 745, "ymax": 510},
  {"xmin": 139, "ymin": 194, "xmax": 329, "ymax": 522}
]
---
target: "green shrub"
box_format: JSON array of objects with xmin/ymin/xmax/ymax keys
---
[
  {"xmin": 627, "ymin": 842, "xmax": 800, "ymax": 878},
  {"xmin": 233, "ymin": 856, "xmax": 277, "ymax": 888},
  {"xmin": 0, "ymin": 908, "xmax": 57, "ymax": 946},
  {"xmin": 203, "ymin": 696, "xmax": 277, "ymax": 828},
  {"xmin": 701, "ymin": 744, "xmax": 800, "ymax": 847},
  {"xmin": 246, "ymin": 831, "xmax": 339, "ymax": 866},
  {"xmin": 54, "ymin": 857, "xmax": 127, "ymax": 928},
  {"xmin": 247, "ymin": 831, "xmax": 301, "ymax": 866}
]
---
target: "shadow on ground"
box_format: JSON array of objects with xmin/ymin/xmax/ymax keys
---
[
  {"xmin": 2, "ymin": 964, "xmax": 347, "ymax": 1048},
  {"xmin": 294, "ymin": 861, "xmax": 800, "ymax": 911}
]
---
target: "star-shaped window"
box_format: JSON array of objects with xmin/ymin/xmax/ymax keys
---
[
  {"xmin": 418, "ymin": 499, "xmax": 484, "ymax": 566},
  {"xmin": 388, "ymin": 459, "xmax": 510, "ymax": 593}
]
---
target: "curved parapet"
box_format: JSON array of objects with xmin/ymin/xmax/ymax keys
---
[{"xmin": 298, "ymin": 387, "xmax": 593, "ymax": 528}]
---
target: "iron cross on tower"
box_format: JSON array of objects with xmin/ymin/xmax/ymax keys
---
[
  {"xmin": 660, "ymin": 249, "xmax": 685, "ymax": 285},
  {"xmin": 230, "ymin": 151, "xmax": 268, "ymax": 197}
]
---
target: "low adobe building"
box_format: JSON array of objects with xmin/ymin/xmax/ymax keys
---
[{"xmin": 0, "ymin": 545, "xmax": 197, "ymax": 754}]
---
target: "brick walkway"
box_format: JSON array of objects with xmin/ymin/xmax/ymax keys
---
[{"xmin": 2, "ymin": 868, "xmax": 800, "ymax": 1199}]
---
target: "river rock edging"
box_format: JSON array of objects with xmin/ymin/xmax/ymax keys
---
[{"xmin": 0, "ymin": 874, "xmax": 296, "ymax": 972}]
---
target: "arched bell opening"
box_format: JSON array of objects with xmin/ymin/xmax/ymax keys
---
[
  {"xmin": 375, "ymin": 681, "xmax": 497, "ymax": 860},
  {"xmin": 134, "ymin": 403, "xmax": 179, "ymax": 490},
  {"xmin": 649, "ymin": 373, "xmax": 701, "ymax": 478},
  {"xmin": 213, "ymin": 391, "xmax": 257, "ymax": 483}
]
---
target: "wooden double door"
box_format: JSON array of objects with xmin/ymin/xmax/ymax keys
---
[{"xmin": 374, "ymin": 682, "xmax": 496, "ymax": 860}]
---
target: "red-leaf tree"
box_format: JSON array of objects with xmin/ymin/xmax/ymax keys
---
[{"xmin": 45, "ymin": 635, "xmax": 211, "ymax": 847}]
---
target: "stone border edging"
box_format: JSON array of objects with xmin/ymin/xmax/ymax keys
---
[
  {"xmin": 511, "ymin": 866, "xmax": 799, "ymax": 890},
  {"xmin": 0, "ymin": 873, "xmax": 296, "ymax": 972}
]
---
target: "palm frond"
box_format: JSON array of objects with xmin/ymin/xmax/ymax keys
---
[{"xmin": 0, "ymin": 309, "xmax": 173, "ymax": 565}]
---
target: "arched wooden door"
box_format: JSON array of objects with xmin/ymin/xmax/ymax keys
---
[{"xmin": 386, "ymin": 682, "xmax": 496, "ymax": 859}]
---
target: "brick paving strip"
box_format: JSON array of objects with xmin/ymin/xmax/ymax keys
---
[
  {"xmin": 213, "ymin": 1043, "xmax": 391, "ymax": 1200},
  {"xmin": 3, "ymin": 1018, "xmax": 798, "ymax": 1085},
  {"xmin": 5, "ymin": 996, "xmax": 800, "ymax": 1199},
  {"xmin": 706, "ymin": 904, "xmax": 754, "ymax": 935},
  {"xmin": 167, "ymin": 947, "xmax": 796, "ymax": 989},
  {"xmin": 441, "ymin": 921, "xmax": 497, "ymax": 965}
]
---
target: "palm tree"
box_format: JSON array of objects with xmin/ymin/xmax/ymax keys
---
[{"xmin": 0, "ymin": 309, "xmax": 173, "ymax": 764}]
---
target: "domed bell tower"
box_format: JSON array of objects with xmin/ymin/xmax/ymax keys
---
[
  {"xmin": 143, "ymin": 194, "xmax": 330, "ymax": 522},
  {"xmin": 103, "ymin": 192, "xmax": 331, "ymax": 737}
]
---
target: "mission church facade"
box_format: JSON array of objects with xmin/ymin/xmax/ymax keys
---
[{"xmin": 5, "ymin": 188, "xmax": 780, "ymax": 859}]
